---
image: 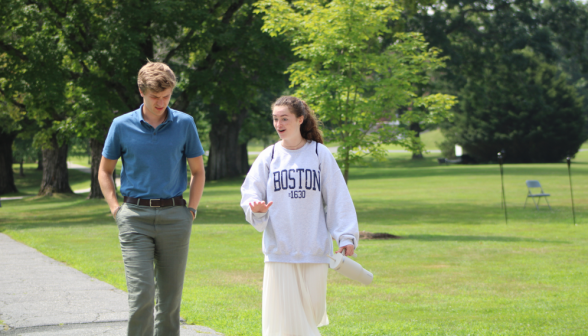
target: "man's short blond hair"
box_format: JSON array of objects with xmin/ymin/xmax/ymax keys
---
[{"xmin": 137, "ymin": 62, "xmax": 176, "ymax": 93}]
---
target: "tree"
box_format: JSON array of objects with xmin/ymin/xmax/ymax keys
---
[
  {"xmin": 1, "ymin": 0, "xmax": 77, "ymax": 195},
  {"xmin": 411, "ymin": 0, "xmax": 588, "ymax": 162},
  {"xmin": 393, "ymin": 0, "xmax": 441, "ymax": 160},
  {"xmin": 2, "ymin": 0, "xmax": 293, "ymax": 193},
  {"xmin": 40, "ymin": 0, "xmax": 164, "ymax": 198},
  {"xmin": 0, "ymin": 99, "xmax": 22, "ymax": 194},
  {"xmin": 443, "ymin": 50, "xmax": 586, "ymax": 163},
  {"xmin": 255, "ymin": 0, "xmax": 456, "ymax": 181},
  {"xmin": 175, "ymin": 1, "xmax": 292, "ymax": 180},
  {"xmin": 0, "ymin": 130, "xmax": 17, "ymax": 194}
]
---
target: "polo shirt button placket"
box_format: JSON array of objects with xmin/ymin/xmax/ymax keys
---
[{"xmin": 151, "ymin": 125, "xmax": 157, "ymax": 143}]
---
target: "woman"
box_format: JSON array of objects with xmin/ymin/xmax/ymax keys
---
[{"xmin": 240, "ymin": 96, "xmax": 359, "ymax": 335}]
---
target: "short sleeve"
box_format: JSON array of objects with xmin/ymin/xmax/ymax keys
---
[
  {"xmin": 102, "ymin": 119, "xmax": 121, "ymax": 160},
  {"xmin": 185, "ymin": 118, "xmax": 205, "ymax": 158}
]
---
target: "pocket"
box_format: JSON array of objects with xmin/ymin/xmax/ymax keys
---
[
  {"xmin": 115, "ymin": 204, "xmax": 124, "ymax": 221},
  {"xmin": 185, "ymin": 206, "xmax": 194, "ymax": 221}
]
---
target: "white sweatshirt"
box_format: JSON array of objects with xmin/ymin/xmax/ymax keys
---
[{"xmin": 240, "ymin": 141, "xmax": 359, "ymax": 264}]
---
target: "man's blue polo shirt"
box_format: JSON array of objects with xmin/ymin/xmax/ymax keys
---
[{"xmin": 102, "ymin": 105, "xmax": 204, "ymax": 199}]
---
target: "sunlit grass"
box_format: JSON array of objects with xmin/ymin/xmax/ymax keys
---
[
  {"xmin": 1, "ymin": 151, "xmax": 588, "ymax": 335},
  {"xmin": 68, "ymin": 155, "xmax": 92, "ymax": 167}
]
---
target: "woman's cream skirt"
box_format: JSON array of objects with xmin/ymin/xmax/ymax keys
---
[{"xmin": 262, "ymin": 262, "xmax": 329, "ymax": 336}]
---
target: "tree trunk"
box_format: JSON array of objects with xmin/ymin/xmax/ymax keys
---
[
  {"xmin": 0, "ymin": 131, "xmax": 18, "ymax": 194},
  {"xmin": 38, "ymin": 135, "xmax": 73, "ymax": 196},
  {"xmin": 410, "ymin": 121, "xmax": 424, "ymax": 160},
  {"xmin": 19, "ymin": 159, "xmax": 24, "ymax": 177},
  {"xmin": 239, "ymin": 142, "xmax": 249, "ymax": 172},
  {"xmin": 343, "ymin": 148, "xmax": 350, "ymax": 184},
  {"xmin": 89, "ymin": 138, "xmax": 105, "ymax": 199},
  {"xmin": 206, "ymin": 110, "xmax": 249, "ymax": 180},
  {"xmin": 36, "ymin": 151, "xmax": 43, "ymax": 170}
]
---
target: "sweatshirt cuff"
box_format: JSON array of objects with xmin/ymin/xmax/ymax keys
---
[
  {"xmin": 339, "ymin": 239, "xmax": 354, "ymax": 248},
  {"xmin": 253, "ymin": 212, "xmax": 268, "ymax": 218}
]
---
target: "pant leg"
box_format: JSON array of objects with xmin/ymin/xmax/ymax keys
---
[
  {"xmin": 153, "ymin": 206, "xmax": 193, "ymax": 336},
  {"xmin": 116, "ymin": 203, "xmax": 157, "ymax": 336}
]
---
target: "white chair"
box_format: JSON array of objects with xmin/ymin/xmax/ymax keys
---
[{"xmin": 524, "ymin": 180, "xmax": 551, "ymax": 210}]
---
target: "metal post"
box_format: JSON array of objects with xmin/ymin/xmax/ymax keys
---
[
  {"xmin": 498, "ymin": 152, "xmax": 507, "ymax": 224},
  {"xmin": 567, "ymin": 157, "xmax": 576, "ymax": 225}
]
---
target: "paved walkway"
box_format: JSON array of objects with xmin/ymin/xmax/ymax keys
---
[{"xmin": 0, "ymin": 233, "xmax": 221, "ymax": 335}]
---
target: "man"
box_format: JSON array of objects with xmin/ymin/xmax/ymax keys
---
[{"xmin": 98, "ymin": 61, "xmax": 205, "ymax": 335}]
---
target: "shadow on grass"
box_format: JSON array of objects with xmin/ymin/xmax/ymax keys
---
[
  {"xmin": 355, "ymin": 200, "xmax": 585, "ymax": 226},
  {"xmin": 3, "ymin": 196, "xmax": 581, "ymax": 232},
  {"xmin": 207, "ymin": 156, "xmax": 588, "ymax": 183},
  {"xmin": 200, "ymin": 189, "xmax": 244, "ymax": 198},
  {"xmin": 0, "ymin": 212, "xmax": 247, "ymax": 232},
  {"xmin": 401, "ymin": 234, "xmax": 569, "ymax": 244},
  {"xmin": 349, "ymin": 164, "xmax": 587, "ymax": 181},
  {"xmin": 1, "ymin": 214, "xmax": 247, "ymax": 232},
  {"xmin": 196, "ymin": 208, "xmax": 246, "ymax": 224},
  {"xmin": 0, "ymin": 220, "xmax": 118, "ymax": 232},
  {"xmin": 0, "ymin": 196, "xmax": 248, "ymax": 232},
  {"xmin": 351, "ymin": 155, "xmax": 442, "ymax": 169},
  {"xmin": 204, "ymin": 177, "xmax": 248, "ymax": 187}
]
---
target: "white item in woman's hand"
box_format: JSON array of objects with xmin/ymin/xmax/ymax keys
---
[{"xmin": 328, "ymin": 253, "xmax": 373, "ymax": 285}]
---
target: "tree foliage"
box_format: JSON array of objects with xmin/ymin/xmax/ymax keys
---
[
  {"xmin": 255, "ymin": 0, "xmax": 456, "ymax": 181},
  {"xmin": 1, "ymin": 0, "xmax": 99, "ymax": 195},
  {"xmin": 444, "ymin": 50, "xmax": 586, "ymax": 163},
  {"xmin": 1, "ymin": 0, "xmax": 293, "ymax": 196},
  {"xmin": 412, "ymin": 0, "xmax": 588, "ymax": 162},
  {"xmin": 174, "ymin": 1, "xmax": 292, "ymax": 180}
]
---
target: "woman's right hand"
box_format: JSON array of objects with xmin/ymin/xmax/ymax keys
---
[{"xmin": 249, "ymin": 201, "xmax": 273, "ymax": 213}]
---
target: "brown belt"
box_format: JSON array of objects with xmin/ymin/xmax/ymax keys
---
[{"xmin": 123, "ymin": 196, "xmax": 186, "ymax": 207}]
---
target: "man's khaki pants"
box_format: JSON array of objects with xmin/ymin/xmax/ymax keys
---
[{"xmin": 116, "ymin": 202, "xmax": 193, "ymax": 336}]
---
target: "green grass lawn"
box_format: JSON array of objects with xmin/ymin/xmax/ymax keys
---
[
  {"xmin": 1, "ymin": 151, "xmax": 588, "ymax": 335},
  {"xmin": 68, "ymin": 155, "xmax": 92, "ymax": 167},
  {"xmin": 420, "ymin": 128, "xmax": 445, "ymax": 150}
]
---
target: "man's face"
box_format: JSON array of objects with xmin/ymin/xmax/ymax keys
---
[{"xmin": 140, "ymin": 87, "xmax": 173, "ymax": 119}]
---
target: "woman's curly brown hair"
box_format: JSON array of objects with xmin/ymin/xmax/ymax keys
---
[{"xmin": 271, "ymin": 96, "xmax": 323, "ymax": 144}]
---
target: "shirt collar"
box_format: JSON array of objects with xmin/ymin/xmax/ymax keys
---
[{"xmin": 135, "ymin": 104, "xmax": 174, "ymax": 125}]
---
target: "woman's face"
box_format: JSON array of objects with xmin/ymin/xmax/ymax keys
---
[{"xmin": 272, "ymin": 105, "xmax": 304, "ymax": 140}]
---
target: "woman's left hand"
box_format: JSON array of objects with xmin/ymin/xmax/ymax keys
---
[{"xmin": 337, "ymin": 244, "xmax": 355, "ymax": 257}]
